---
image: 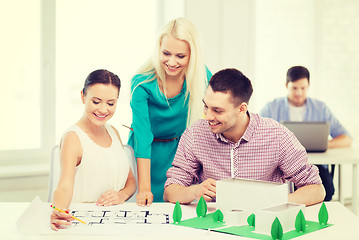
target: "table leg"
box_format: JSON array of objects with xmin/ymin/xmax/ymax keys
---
[
  {"xmin": 352, "ymin": 163, "xmax": 358, "ymax": 215},
  {"xmin": 339, "ymin": 165, "xmax": 344, "ymax": 203}
]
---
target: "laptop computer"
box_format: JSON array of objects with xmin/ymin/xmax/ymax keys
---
[{"xmin": 281, "ymin": 121, "xmax": 330, "ymax": 153}]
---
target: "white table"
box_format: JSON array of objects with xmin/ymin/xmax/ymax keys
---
[
  {"xmin": 1, "ymin": 201, "xmax": 358, "ymax": 239},
  {"xmin": 308, "ymin": 147, "xmax": 359, "ymax": 214}
]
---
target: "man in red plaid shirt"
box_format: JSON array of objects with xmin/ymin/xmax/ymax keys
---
[{"xmin": 164, "ymin": 68, "xmax": 325, "ymax": 206}]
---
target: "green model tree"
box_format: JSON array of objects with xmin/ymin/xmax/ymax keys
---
[
  {"xmin": 247, "ymin": 213, "xmax": 255, "ymax": 227},
  {"xmin": 173, "ymin": 201, "xmax": 182, "ymax": 223},
  {"xmin": 212, "ymin": 209, "xmax": 224, "ymax": 222},
  {"xmin": 295, "ymin": 210, "xmax": 306, "ymax": 233},
  {"xmin": 318, "ymin": 202, "xmax": 329, "ymax": 225},
  {"xmin": 271, "ymin": 217, "xmax": 283, "ymax": 240},
  {"xmin": 196, "ymin": 196, "xmax": 207, "ymax": 218}
]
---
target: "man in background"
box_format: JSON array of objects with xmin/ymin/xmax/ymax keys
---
[{"xmin": 260, "ymin": 66, "xmax": 352, "ymax": 201}]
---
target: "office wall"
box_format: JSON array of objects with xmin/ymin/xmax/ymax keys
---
[
  {"xmin": 313, "ymin": 0, "xmax": 359, "ymax": 204},
  {"xmin": 185, "ymin": 0, "xmax": 255, "ymax": 78},
  {"xmin": 186, "ymin": 0, "xmax": 359, "ymax": 137}
]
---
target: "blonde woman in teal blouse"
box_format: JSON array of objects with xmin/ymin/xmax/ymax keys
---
[{"xmin": 128, "ymin": 18, "xmax": 212, "ymax": 205}]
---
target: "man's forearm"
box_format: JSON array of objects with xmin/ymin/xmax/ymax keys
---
[
  {"xmin": 164, "ymin": 184, "xmax": 197, "ymax": 204},
  {"xmin": 288, "ymin": 184, "xmax": 325, "ymax": 206},
  {"xmin": 328, "ymin": 134, "xmax": 352, "ymax": 148}
]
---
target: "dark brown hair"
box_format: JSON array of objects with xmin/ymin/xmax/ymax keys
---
[
  {"xmin": 209, "ymin": 68, "xmax": 253, "ymax": 105},
  {"xmin": 82, "ymin": 69, "xmax": 121, "ymax": 96},
  {"xmin": 286, "ymin": 66, "xmax": 310, "ymax": 84}
]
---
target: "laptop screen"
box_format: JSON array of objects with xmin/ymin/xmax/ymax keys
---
[{"xmin": 281, "ymin": 121, "xmax": 330, "ymax": 153}]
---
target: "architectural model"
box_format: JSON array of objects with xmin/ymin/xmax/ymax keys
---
[
  {"xmin": 173, "ymin": 178, "xmax": 332, "ymax": 240},
  {"xmin": 216, "ymin": 177, "xmax": 304, "ymax": 234}
]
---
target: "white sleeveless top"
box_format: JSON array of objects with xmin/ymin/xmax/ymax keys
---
[{"xmin": 64, "ymin": 124, "xmax": 130, "ymax": 203}]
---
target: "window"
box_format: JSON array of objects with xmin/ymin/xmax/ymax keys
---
[
  {"xmin": 0, "ymin": 0, "xmax": 55, "ymax": 163},
  {"xmin": 56, "ymin": 0, "xmax": 157, "ymax": 143},
  {"xmin": 1, "ymin": 0, "xmax": 185, "ymax": 164},
  {"xmin": 56, "ymin": 0, "xmax": 184, "ymax": 143},
  {"xmin": 0, "ymin": 1, "xmax": 41, "ymax": 151}
]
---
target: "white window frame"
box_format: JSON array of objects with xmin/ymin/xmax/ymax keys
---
[
  {"xmin": 0, "ymin": 0, "xmax": 55, "ymax": 165},
  {"xmin": 0, "ymin": 0, "xmax": 186, "ymax": 166}
]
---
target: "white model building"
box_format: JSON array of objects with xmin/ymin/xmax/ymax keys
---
[
  {"xmin": 216, "ymin": 177, "xmax": 305, "ymax": 235},
  {"xmin": 255, "ymin": 202, "xmax": 305, "ymax": 234}
]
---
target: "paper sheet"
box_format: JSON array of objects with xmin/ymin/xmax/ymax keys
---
[
  {"xmin": 16, "ymin": 196, "xmax": 53, "ymax": 234},
  {"xmin": 16, "ymin": 196, "xmax": 205, "ymax": 236}
]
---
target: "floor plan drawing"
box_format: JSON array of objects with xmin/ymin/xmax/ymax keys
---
[{"xmin": 71, "ymin": 209, "xmax": 170, "ymax": 226}]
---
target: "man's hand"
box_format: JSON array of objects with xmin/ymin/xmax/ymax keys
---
[{"xmin": 191, "ymin": 178, "xmax": 216, "ymax": 201}]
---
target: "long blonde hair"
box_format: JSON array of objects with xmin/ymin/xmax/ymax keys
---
[{"xmin": 133, "ymin": 17, "xmax": 207, "ymax": 126}]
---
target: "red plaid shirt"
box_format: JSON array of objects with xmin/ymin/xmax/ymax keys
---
[{"xmin": 165, "ymin": 113, "xmax": 321, "ymax": 189}]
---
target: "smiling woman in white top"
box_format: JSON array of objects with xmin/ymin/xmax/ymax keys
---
[{"xmin": 50, "ymin": 69, "xmax": 136, "ymax": 231}]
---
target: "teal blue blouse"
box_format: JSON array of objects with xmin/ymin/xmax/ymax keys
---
[{"xmin": 128, "ymin": 68, "xmax": 212, "ymax": 202}]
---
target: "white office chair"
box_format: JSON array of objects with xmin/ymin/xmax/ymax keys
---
[
  {"xmin": 48, "ymin": 145, "xmax": 60, "ymax": 202},
  {"xmin": 123, "ymin": 144, "xmax": 138, "ymax": 202},
  {"xmin": 47, "ymin": 144, "xmax": 138, "ymax": 203}
]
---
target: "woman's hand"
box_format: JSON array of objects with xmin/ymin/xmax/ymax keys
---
[
  {"xmin": 136, "ymin": 189, "xmax": 153, "ymax": 207},
  {"xmin": 96, "ymin": 190, "xmax": 127, "ymax": 206},
  {"xmin": 50, "ymin": 209, "xmax": 73, "ymax": 231},
  {"xmin": 136, "ymin": 158, "xmax": 153, "ymax": 206}
]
